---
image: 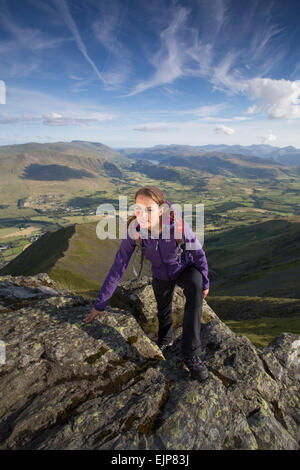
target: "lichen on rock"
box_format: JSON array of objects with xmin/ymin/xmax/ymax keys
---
[{"xmin": 0, "ymin": 273, "xmax": 299, "ymax": 450}]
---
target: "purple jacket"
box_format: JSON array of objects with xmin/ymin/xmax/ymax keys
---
[{"xmin": 93, "ymin": 199, "xmax": 210, "ymax": 311}]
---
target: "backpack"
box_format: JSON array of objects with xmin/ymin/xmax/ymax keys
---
[{"xmin": 131, "ymin": 210, "xmax": 189, "ymax": 281}]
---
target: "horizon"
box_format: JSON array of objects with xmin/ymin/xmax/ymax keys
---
[
  {"xmin": 0, "ymin": 139, "xmax": 299, "ymax": 151},
  {"xmin": 1, "ymin": 0, "xmax": 300, "ymax": 147}
]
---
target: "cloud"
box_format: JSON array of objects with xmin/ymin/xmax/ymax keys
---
[
  {"xmin": 210, "ymin": 73, "xmax": 300, "ymax": 122},
  {"xmin": 0, "ymin": 1, "xmax": 68, "ymax": 51},
  {"xmin": 133, "ymin": 124, "xmax": 169, "ymax": 133},
  {"xmin": 259, "ymin": 134, "xmax": 277, "ymax": 144},
  {"xmin": 42, "ymin": 110, "xmax": 116, "ymax": 126},
  {"xmin": 4, "ymin": 85, "xmax": 117, "ymax": 122},
  {"xmin": 213, "ymin": 125, "xmax": 235, "ymax": 135},
  {"xmin": 174, "ymin": 103, "xmax": 228, "ymax": 117},
  {"xmin": 120, "ymin": 0, "xmax": 299, "ymax": 128},
  {"xmin": 92, "ymin": 1, "xmax": 131, "ymax": 89},
  {"xmin": 42, "ymin": 113, "xmax": 100, "ymax": 126},
  {"xmin": 124, "ymin": 7, "xmax": 188, "ymax": 96},
  {"xmin": 0, "ymin": 114, "xmax": 41, "ymax": 124},
  {"xmin": 210, "ymin": 50, "xmax": 248, "ymax": 95},
  {"xmin": 123, "ymin": 4, "xmax": 214, "ymax": 97},
  {"xmin": 52, "ymin": 0, "xmax": 105, "ymax": 84},
  {"xmin": 130, "ymin": 119, "xmax": 236, "ymax": 134},
  {"xmin": 123, "ymin": 1, "xmax": 286, "ymax": 98},
  {"xmin": 159, "ymin": 86, "xmax": 179, "ymax": 96},
  {"xmin": 0, "ymin": 0, "xmax": 70, "ymax": 78},
  {"xmin": 246, "ymin": 78, "xmax": 300, "ymax": 119},
  {"xmin": 68, "ymin": 75, "xmax": 95, "ymax": 93},
  {"xmin": 203, "ymin": 116, "xmax": 249, "ymax": 122},
  {"xmin": 0, "ymin": 109, "xmax": 115, "ymax": 126}
]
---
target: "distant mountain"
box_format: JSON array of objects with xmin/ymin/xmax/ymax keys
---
[
  {"xmin": 122, "ymin": 146, "xmax": 296, "ymax": 180},
  {"xmin": 0, "ymin": 141, "xmax": 132, "ymax": 212},
  {"xmin": 117, "ymin": 144, "xmax": 300, "ymax": 167},
  {"xmin": 0, "ymin": 140, "xmax": 128, "ymax": 164}
]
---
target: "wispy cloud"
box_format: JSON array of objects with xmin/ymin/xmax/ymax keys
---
[
  {"xmin": 0, "ymin": 0, "xmax": 70, "ymax": 77},
  {"xmin": 131, "ymin": 119, "xmax": 236, "ymax": 133},
  {"xmin": 173, "ymin": 103, "xmax": 228, "ymax": 117},
  {"xmin": 121, "ymin": 1, "xmax": 252, "ymax": 97},
  {"xmin": 159, "ymin": 86, "xmax": 180, "ymax": 96},
  {"xmin": 0, "ymin": 0, "xmax": 67, "ymax": 51},
  {"xmin": 121, "ymin": 0, "xmax": 298, "ymax": 125},
  {"xmin": 0, "ymin": 111, "xmax": 115, "ymax": 126},
  {"xmin": 52, "ymin": 0, "xmax": 105, "ymax": 84},
  {"xmin": 203, "ymin": 116, "xmax": 249, "ymax": 122},
  {"xmin": 1, "ymin": 86, "xmax": 117, "ymax": 125},
  {"xmin": 133, "ymin": 124, "xmax": 169, "ymax": 133},
  {"xmin": 123, "ymin": 4, "xmax": 207, "ymax": 97},
  {"xmin": 91, "ymin": 1, "xmax": 131, "ymax": 89},
  {"xmin": 68, "ymin": 75, "xmax": 95, "ymax": 94},
  {"xmin": 42, "ymin": 111, "xmax": 113, "ymax": 126},
  {"xmin": 0, "ymin": 114, "xmax": 40, "ymax": 124},
  {"xmin": 211, "ymin": 50, "xmax": 247, "ymax": 95}
]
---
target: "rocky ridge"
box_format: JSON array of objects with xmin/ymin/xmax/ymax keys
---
[{"xmin": 0, "ymin": 273, "xmax": 299, "ymax": 450}]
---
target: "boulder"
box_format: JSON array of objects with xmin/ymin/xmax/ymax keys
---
[{"xmin": 0, "ymin": 274, "xmax": 299, "ymax": 450}]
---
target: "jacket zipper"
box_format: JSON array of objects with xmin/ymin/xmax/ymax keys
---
[{"xmin": 156, "ymin": 239, "xmax": 171, "ymax": 280}]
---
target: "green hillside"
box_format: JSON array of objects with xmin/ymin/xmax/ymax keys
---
[
  {"xmin": 205, "ymin": 218, "xmax": 300, "ymax": 298},
  {"xmin": 0, "ymin": 221, "xmax": 152, "ymax": 297},
  {"xmin": 1, "ymin": 140, "xmax": 300, "ymax": 347},
  {"xmin": 1, "ymin": 218, "xmax": 299, "ymax": 347},
  {"xmin": 0, "ymin": 141, "xmax": 131, "ymax": 214}
]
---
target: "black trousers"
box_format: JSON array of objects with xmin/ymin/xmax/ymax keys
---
[{"xmin": 151, "ymin": 264, "xmax": 203, "ymax": 357}]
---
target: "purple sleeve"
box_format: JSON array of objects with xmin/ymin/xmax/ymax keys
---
[
  {"xmin": 93, "ymin": 234, "xmax": 136, "ymax": 311},
  {"xmin": 183, "ymin": 219, "xmax": 210, "ymax": 290}
]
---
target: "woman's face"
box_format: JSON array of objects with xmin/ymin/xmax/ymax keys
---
[{"xmin": 135, "ymin": 195, "xmax": 163, "ymax": 231}]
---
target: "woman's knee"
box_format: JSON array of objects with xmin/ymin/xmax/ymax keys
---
[
  {"xmin": 188, "ymin": 268, "xmax": 203, "ymax": 288},
  {"xmin": 183, "ymin": 278, "xmax": 203, "ymax": 302}
]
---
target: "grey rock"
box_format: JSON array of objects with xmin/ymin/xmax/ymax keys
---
[{"xmin": 0, "ymin": 273, "xmax": 299, "ymax": 450}]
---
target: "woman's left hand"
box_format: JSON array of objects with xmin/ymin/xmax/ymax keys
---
[{"xmin": 203, "ymin": 288, "xmax": 209, "ymax": 300}]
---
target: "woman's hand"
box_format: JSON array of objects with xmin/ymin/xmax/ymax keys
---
[
  {"xmin": 84, "ymin": 307, "xmax": 103, "ymax": 323},
  {"xmin": 203, "ymin": 288, "xmax": 209, "ymax": 300}
]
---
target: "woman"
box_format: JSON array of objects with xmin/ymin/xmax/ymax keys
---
[{"xmin": 84, "ymin": 186, "xmax": 210, "ymax": 381}]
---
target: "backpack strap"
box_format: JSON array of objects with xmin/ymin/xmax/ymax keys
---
[
  {"xmin": 171, "ymin": 211, "xmax": 189, "ymax": 264},
  {"xmin": 131, "ymin": 224, "xmax": 145, "ymax": 280}
]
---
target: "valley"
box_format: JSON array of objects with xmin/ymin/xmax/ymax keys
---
[{"xmin": 0, "ymin": 140, "xmax": 299, "ymax": 347}]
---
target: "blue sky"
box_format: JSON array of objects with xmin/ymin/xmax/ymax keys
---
[{"xmin": 1, "ymin": 0, "xmax": 300, "ymax": 148}]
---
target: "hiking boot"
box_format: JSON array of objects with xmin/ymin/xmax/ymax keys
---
[
  {"xmin": 156, "ymin": 338, "xmax": 174, "ymax": 352},
  {"xmin": 183, "ymin": 354, "xmax": 209, "ymax": 381}
]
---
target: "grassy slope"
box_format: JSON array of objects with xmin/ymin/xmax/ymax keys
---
[
  {"xmin": 222, "ymin": 316, "xmax": 300, "ymax": 348},
  {"xmin": 205, "ymin": 219, "xmax": 300, "ymax": 298},
  {"xmin": 1, "ymin": 141, "xmax": 300, "ymax": 347},
  {"xmin": 0, "ymin": 224, "xmax": 77, "ymax": 276},
  {"xmin": 0, "ymin": 220, "xmax": 152, "ymax": 296},
  {"xmin": 1, "ymin": 218, "xmax": 299, "ymax": 348}
]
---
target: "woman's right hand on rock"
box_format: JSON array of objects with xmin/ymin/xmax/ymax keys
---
[{"xmin": 84, "ymin": 307, "xmax": 103, "ymax": 323}]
